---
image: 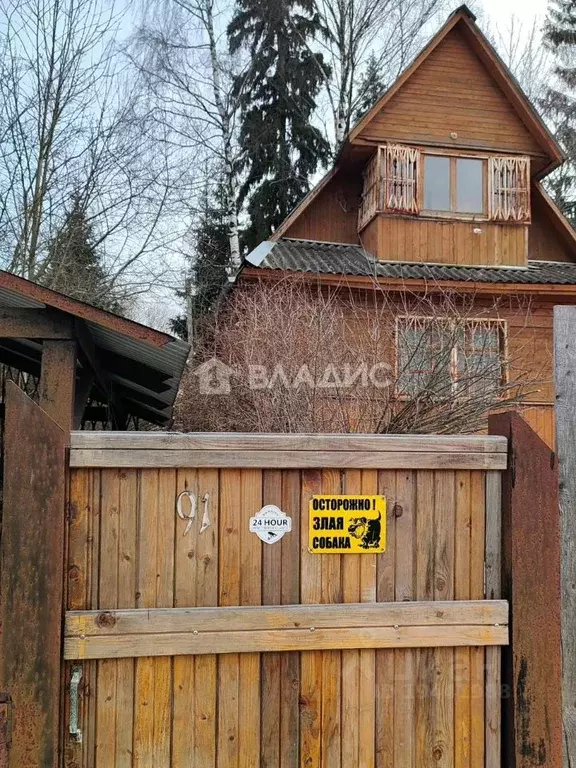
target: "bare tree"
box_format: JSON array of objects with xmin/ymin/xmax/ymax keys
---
[
  {"xmin": 130, "ymin": 0, "xmax": 247, "ymax": 271},
  {"xmin": 310, "ymin": 0, "xmax": 446, "ymax": 150},
  {"xmin": 0, "ymin": 0, "xmax": 185, "ymax": 305},
  {"xmin": 175, "ymin": 278, "xmax": 545, "ymax": 434},
  {"xmin": 491, "ymin": 15, "xmax": 551, "ymax": 105}
]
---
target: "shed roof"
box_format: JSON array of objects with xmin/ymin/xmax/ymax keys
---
[
  {"xmin": 0, "ymin": 270, "xmax": 189, "ymax": 426},
  {"xmin": 244, "ymin": 238, "xmax": 576, "ymax": 287}
]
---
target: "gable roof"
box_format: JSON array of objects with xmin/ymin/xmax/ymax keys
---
[
  {"xmin": 271, "ymin": 5, "xmax": 565, "ymax": 244},
  {"xmin": 347, "ymin": 5, "xmax": 563, "ymax": 175}
]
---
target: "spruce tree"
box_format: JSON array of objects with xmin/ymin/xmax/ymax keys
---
[
  {"xmin": 353, "ymin": 54, "xmax": 387, "ymax": 125},
  {"xmin": 543, "ymin": 0, "xmax": 576, "ymax": 223},
  {"xmin": 228, "ymin": 0, "xmax": 331, "ymax": 250},
  {"xmin": 44, "ymin": 197, "xmax": 124, "ymax": 313},
  {"xmin": 170, "ymin": 182, "xmax": 231, "ymax": 340}
]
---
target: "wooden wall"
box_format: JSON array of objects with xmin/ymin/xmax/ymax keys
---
[
  {"xmin": 355, "ymin": 26, "xmax": 542, "ymax": 157},
  {"xmin": 284, "ymin": 170, "xmax": 362, "ymax": 244},
  {"xmin": 529, "ymin": 191, "xmax": 574, "ymax": 262},
  {"xmin": 360, "ymin": 215, "xmax": 528, "ymax": 266},
  {"xmin": 64, "ymin": 436, "xmax": 506, "ymax": 767}
]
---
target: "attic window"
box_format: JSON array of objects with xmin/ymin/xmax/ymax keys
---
[
  {"xmin": 423, "ymin": 155, "xmax": 485, "ymax": 216},
  {"xmin": 358, "ymin": 145, "xmax": 531, "ymax": 231}
]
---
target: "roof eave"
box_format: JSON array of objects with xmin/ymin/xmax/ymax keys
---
[{"xmin": 239, "ymin": 265, "xmax": 576, "ymax": 297}]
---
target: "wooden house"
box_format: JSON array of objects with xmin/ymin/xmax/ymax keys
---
[{"xmin": 237, "ymin": 4, "xmax": 576, "ymax": 448}]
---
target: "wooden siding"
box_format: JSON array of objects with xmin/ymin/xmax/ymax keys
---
[
  {"xmin": 529, "ymin": 191, "xmax": 574, "ymax": 262},
  {"xmin": 356, "ymin": 27, "xmax": 543, "ymax": 157},
  {"xmin": 519, "ymin": 405, "xmax": 555, "ymax": 449},
  {"xmin": 360, "ymin": 215, "xmax": 528, "ymax": 266},
  {"xmin": 284, "ymin": 170, "xmax": 362, "ymax": 244},
  {"xmin": 64, "ymin": 450, "xmax": 504, "ymax": 768}
]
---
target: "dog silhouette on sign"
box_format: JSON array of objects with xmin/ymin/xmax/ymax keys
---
[{"xmin": 348, "ymin": 511, "xmax": 382, "ymax": 549}]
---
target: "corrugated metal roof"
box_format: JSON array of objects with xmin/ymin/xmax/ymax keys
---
[
  {"xmin": 0, "ymin": 271, "xmax": 190, "ymax": 426},
  {"xmin": 250, "ymin": 238, "xmax": 576, "ymax": 285}
]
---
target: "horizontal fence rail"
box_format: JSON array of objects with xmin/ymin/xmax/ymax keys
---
[
  {"xmin": 64, "ymin": 600, "xmax": 509, "ymax": 659},
  {"xmin": 69, "ymin": 432, "xmax": 508, "ymax": 470}
]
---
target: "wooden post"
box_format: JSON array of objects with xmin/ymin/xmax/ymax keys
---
[
  {"xmin": 555, "ymin": 305, "xmax": 576, "ymax": 766},
  {"xmin": 489, "ymin": 411, "xmax": 562, "ymax": 768},
  {"xmin": 0, "ymin": 383, "xmax": 67, "ymax": 768},
  {"xmin": 39, "ymin": 339, "xmax": 77, "ymax": 432}
]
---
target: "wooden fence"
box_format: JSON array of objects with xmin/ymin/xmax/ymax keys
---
[{"xmin": 62, "ymin": 432, "xmax": 508, "ymax": 768}]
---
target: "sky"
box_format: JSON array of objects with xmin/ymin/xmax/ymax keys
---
[{"xmin": 484, "ymin": 0, "xmax": 547, "ymax": 23}]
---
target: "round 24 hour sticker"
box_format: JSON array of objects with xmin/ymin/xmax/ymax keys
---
[{"xmin": 249, "ymin": 505, "xmax": 292, "ymax": 544}]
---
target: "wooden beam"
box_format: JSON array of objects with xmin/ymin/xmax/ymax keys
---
[
  {"xmin": 74, "ymin": 320, "xmax": 126, "ymax": 428},
  {"xmin": 69, "ymin": 448, "xmax": 507, "ymax": 470},
  {"xmin": 66, "ymin": 600, "xmax": 509, "ymax": 636},
  {"xmin": 0, "ymin": 383, "xmax": 67, "ymax": 768},
  {"xmin": 490, "ymin": 411, "xmax": 562, "ymax": 768},
  {"xmin": 39, "ymin": 339, "xmax": 77, "ymax": 432},
  {"xmin": 0, "ymin": 308, "xmax": 73, "ymax": 339},
  {"xmin": 554, "ymin": 305, "xmax": 576, "ymax": 767},
  {"xmin": 64, "ymin": 600, "xmax": 509, "ymax": 660},
  {"xmin": 73, "ymin": 366, "xmax": 94, "ymax": 429},
  {"xmin": 69, "ymin": 432, "xmax": 508, "ymax": 453}
]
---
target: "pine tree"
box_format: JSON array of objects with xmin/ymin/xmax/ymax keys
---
[
  {"xmin": 543, "ymin": 0, "xmax": 576, "ymax": 223},
  {"xmin": 353, "ymin": 54, "xmax": 387, "ymax": 125},
  {"xmin": 170, "ymin": 182, "xmax": 231, "ymax": 340},
  {"xmin": 44, "ymin": 197, "xmax": 124, "ymax": 313},
  {"xmin": 228, "ymin": 0, "xmax": 331, "ymax": 250}
]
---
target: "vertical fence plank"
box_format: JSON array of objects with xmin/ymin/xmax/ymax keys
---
[
  {"xmin": 116, "ymin": 470, "xmax": 137, "ymax": 768},
  {"xmin": 65, "ymin": 468, "xmax": 98, "ymax": 768},
  {"xmin": 454, "ymin": 471, "xmax": 472, "ymax": 768},
  {"xmin": 218, "ymin": 469, "xmax": 242, "ymax": 768},
  {"xmin": 490, "ymin": 411, "xmax": 562, "ymax": 768},
  {"xmin": 0, "ymin": 383, "xmax": 67, "ymax": 768},
  {"xmin": 358, "ymin": 470, "xmax": 378, "ymax": 768},
  {"xmin": 173, "ymin": 468, "xmax": 199, "ymax": 768},
  {"xmin": 469, "ymin": 472, "xmax": 486, "ymax": 768},
  {"xmin": 341, "ymin": 471, "xmax": 361, "ymax": 768},
  {"xmin": 434, "ymin": 472, "xmax": 456, "ymax": 768},
  {"xmin": 261, "ymin": 470, "xmax": 282, "ymax": 768},
  {"xmin": 320, "ymin": 470, "xmax": 342, "ymax": 768},
  {"xmin": 415, "ymin": 470, "xmax": 435, "ymax": 765},
  {"xmin": 394, "ymin": 470, "xmax": 416, "ymax": 768},
  {"xmin": 195, "ymin": 468, "xmax": 219, "ymax": 768},
  {"xmin": 238, "ymin": 470, "xmax": 262, "ymax": 768},
  {"xmin": 376, "ymin": 470, "xmax": 396, "ymax": 768},
  {"xmin": 95, "ymin": 471, "xmax": 121, "ymax": 766},
  {"xmin": 300, "ymin": 470, "xmax": 323, "ymax": 768},
  {"xmin": 280, "ymin": 470, "xmax": 301, "ymax": 768}
]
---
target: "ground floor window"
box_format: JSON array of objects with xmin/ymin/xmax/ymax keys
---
[{"xmin": 396, "ymin": 316, "xmax": 508, "ymax": 399}]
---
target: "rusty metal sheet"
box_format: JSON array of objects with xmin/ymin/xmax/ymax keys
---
[
  {"xmin": 0, "ymin": 382, "xmax": 67, "ymax": 768},
  {"xmin": 489, "ymin": 411, "xmax": 562, "ymax": 768}
]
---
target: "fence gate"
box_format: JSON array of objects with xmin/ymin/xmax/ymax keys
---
[{"xmin": 62, "ymin": 433, "xmax": 508, "ymax": 768}]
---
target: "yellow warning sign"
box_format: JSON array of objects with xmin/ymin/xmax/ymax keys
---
[{"xmin": 309, "ymin": 495, "xmax": 386, "ymax": 554}]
